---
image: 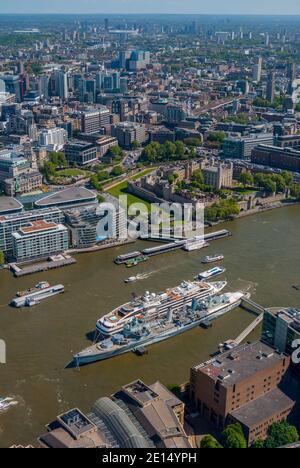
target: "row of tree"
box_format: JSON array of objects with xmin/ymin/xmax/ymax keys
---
[
  {"xmin": 140, "ymin": 141, "xmax": 187, "ymax": 163},
  {"xmin": 240, "ymin": 170, "xmax": 294, "ymax": 194},
  {"xmin": 201, "ymin": 421, "xmax": 299, "ymax": 449},
  {"xmin": 90, "ymin": 165, "xmax": 124, "ymax": 191},
  {"xmin": 205, "ymin": 198, "xmax": 240, "ymax": 221}
]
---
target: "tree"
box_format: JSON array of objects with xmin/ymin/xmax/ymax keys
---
[
  {"xmin": 252, "ymin": 439, "xmax": 265, "ymax": 449},
  {"xmin": 90, "ymin": 174, "xmax": 102, "ymax": 191},
  {"xmin": 201, "ymin": 435, "xmax": 223, "ymax": 449},
  {"xmin": 205, "ymin": 199, "xmax": 240, "ymax": 221},
  {"xmin": 168, "ymin": 175, "xmax": 175, "ymax": 185},
  {"xmin": 167, "ymin": 384, "xmax": 182, "ymax": 398},
  {"xmin": 192, "ymin": 169, "xmax": 205, "ymax": 185},
  {"xmin": 272, "ymin": 174, "xmax": 286, "ymax": 193},
  {"xmin": 263, "ymin": 178, "xmax": 277, "ymax": 194},
  {"xmin": 175, "ymin": 140, "xmax": 186, "ymax": 159},
  {"xmin": 281, "ymin": 171, "xmax": 293, "ymax": 187},
  {"xmin": 108, "ymin": 146, "xmax": 123, "ymax": 161},
  {"xmin": 48, "ymin": 151, "xmax": 67, "ymax": 168},
  {"xmin": 221, "ymin": 423, "xmax": 247, "ymax": 449},
  {"xmin": 131, "ymin": 140, "xmax": 140, "ymax": 150},
  {"xmin": 239, "ymin": 171, "xmax": 254, "ymax": 188},
  {"xmin": 0, "ymin": 250, "xmax": 5, "ymax": 266},
  {"xmin": 41, "ymin": 161, "xmax": 56, "ymax": 180},
  {"xmin": 111, "ymin": 165, "xmax": 123, "ymax": 177},
  {"xmin": 184, "ymin": 137, "xmax": 203, "ymax": 147},
  {"xmin": 290, "ymin": 184, "xmax": 300, "ymax": 199},
  {"xmin": 264, "ymin": 422, "xmax": 299, "ymax": 449}
]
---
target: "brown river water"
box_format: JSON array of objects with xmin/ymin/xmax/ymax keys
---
[{"xmin": 0, "ymin": 205, "xmax": 300, "ymax": 447}]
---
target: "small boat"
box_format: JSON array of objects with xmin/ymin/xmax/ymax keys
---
[
  {"xmin": 196, "ymin": 266, "xmax": 226, "ymax": 280},
  {"xmin": 125, "ymin": 276, "xmax": 138, "ymax": 284},
  {"xmin": 17, "ymin": 281, "xmax": 50, "ymax": 298},
  {"xmin": 0, "ymin": 400, "xmax": 18, "ymax": 412},
  {"xmin": 125, "ymin": 256, "xmax": 149, "ymax": 268},
  {"xmin": 202, "ymin": 254, "xmax": 224, "ymax": 264},
  {"xmin": 0, "ymin": 397, "xmax": 14, "ymax": 403},
  {"xmin": 11, "ymin": 284, "xmax": 65, "ymax": 308}
]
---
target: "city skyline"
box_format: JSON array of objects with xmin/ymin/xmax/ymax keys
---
[{"xmin": 0, "ymin": 0, "xmax": 300, "ymax": 15}]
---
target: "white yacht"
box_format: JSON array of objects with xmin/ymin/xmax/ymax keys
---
[{"xmin": 96, "ymin": 280, "xmax": 227, "ymax": 337}]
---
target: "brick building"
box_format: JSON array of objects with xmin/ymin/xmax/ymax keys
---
[{"xmin": 190, "ymin": 341, "xmax": 294, "ymax": 446}]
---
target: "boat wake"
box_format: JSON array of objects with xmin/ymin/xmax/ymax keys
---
[{"xmin": 236, "ymin": 279, "xmax": 258, "ymax": 295}]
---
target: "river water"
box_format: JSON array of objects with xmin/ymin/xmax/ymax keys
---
[{"xmin": 0, "ymin": 205, "xmax": 300, "ymax": 447}]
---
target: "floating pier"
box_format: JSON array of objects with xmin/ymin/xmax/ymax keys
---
[{"xmin": 115, "ymin": 230, "xmax": 232, "ymax": 263}]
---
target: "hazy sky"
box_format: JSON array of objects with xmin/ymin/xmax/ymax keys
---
[{"xmin": 1, "ymin": 0, "xmax": 300, "ymax": 15}]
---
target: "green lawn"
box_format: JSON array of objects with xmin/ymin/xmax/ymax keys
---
[
  {"xmin": 56, "ymin": 169, "xmax": 89, "ymax": 177},
  {"xmin": 108, "ymin": 181, "xmax": 152, "ymax": 211},
  {"xmin": 107, "ymin": 168, "xmax": 155, "ymax": 211}
]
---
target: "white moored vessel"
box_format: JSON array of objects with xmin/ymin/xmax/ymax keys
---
[{"xmin": 96, "ymin": 280, "xmax": 227, "ymax": 337}]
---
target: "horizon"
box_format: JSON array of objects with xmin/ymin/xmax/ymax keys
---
[{"xmin": 0, "ymin": 0, "xmax": 300, "ymax": 16}]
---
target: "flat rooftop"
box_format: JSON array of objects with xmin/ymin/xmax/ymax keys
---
[
  {"xmin": 57, "ymin": 408, "xmax": 96, "ymax": 438},
  {"xmin": 122, "ymin": 380, "xmax": 159, "ymax": 406},
  {"xmin": 20, "ymin": 220, "xmax": 58, "ymax": 235},
  {"xmin": 194, "ymin": 342, "xmax": 287, "ymax": 387},
  {"xmin": 230, "ymin": 387, "xmax": 295, "ymax": 428},
  {"xmin": 0, "ymin": 207, "xmax": 62, "ymax": 223},
  {"xmin": 0, "ymin": 197, "xmax": 23, "ymax": 215},
  {"xmin": 35, "ymin": 187, "xmax": 97, "ymax": 208}
]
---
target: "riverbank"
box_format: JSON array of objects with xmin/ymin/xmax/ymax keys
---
[
  {"xmin": 0, "ymin": 204, "xmax": 300, "ymax": 447},
  {"xmin": 206, "ymin": 199, "xmax": 300, "ymax": 226}
]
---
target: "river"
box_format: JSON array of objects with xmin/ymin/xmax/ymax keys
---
[{"xmin": 0, "ymin": 205, "xmax": 300, "ymax": 447}]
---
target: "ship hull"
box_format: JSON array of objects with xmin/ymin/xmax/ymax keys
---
[{"xmin": 73, "ymin": 294, "xmax": 244, "ymax": 366}]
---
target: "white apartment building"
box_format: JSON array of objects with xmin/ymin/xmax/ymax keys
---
[
  {"xmin": 12, "ymin": 220, "xmax": 69, "ymax": 262},
  {"xmin": 38, "ymin": 128, "xmax": 67, "ymax": 151}
]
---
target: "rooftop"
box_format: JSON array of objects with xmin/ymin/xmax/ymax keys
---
[
  {"xmin": 0, "ymin": 197, "xmax": 23, "ymax": 215},
  {"xmin": 19, "ymin": 220, "xmax": 58, "ymax": 235},
  {"xmin": 57, "ymin": 409, "xmax": 96, "ymax": 438},
  {"xmin": 194, "ymin": 342, "xmax": 287, "ymax": 387},
  {"xmin": 0, "ymin": 207, "xmax": 62, "ymax": 223},
  {"xmin": 35, "ymin": 187, "xmax": 97, "ymax": 208},
  {"xmin": 230, "ymin": 387, "xmax": 295, "ymax": 428}
]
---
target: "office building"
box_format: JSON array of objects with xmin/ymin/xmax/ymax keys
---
[
  {"xmin": 38, "ymin": 75, "xmax": 50, "ymax": 99},
  {"xmin": 64, "ymin": 141, "xmax": 98, "ymax": 166},
  {"xmin": 190, "ymin": 341, "xmax": 294, "ymax": 446},
  {"xmin": 166, "ymin": 105, "xmax": 187, "ymax": 124},
  {"xmin": 38, "ymin": 128, "xmax": 67, "ymax": 151},
  {"xmin": 262, "ymin": 308, "xmax": 300, "ymax": 357},
  {"xmin": 118, "ymin": 50, "xmax": 150, "ymax": 71},
  {"xmin": 35, "ymin": 187, "xmax": 97, "ymax": 210},
  {"xmin": 0, "ymin": 149, "xmax": 31, "ymax": 183},
  {"xmin": 266, "ymin": 72, "xmax": 275, "ymax": 103},
  {"xmin": 56, "ymin": 71, "xmax": 68, "ymax": 100},
  {"xmin": 287, "ymin": 63, "xmax": 296, "ymax": 95},
  {"xmin": 64, "ymin": 205, "xmax": 103, "ymax": 249},
  {"xmin": 251, "ymin": 144, "xmax": 300, "ymax": 172},
  {"xmin": 112, "ymin": 122, "xmax": 147, "ymax": 149},
  {"xmin": 0, "ymin": 75, "xmax": 21, "ymax": 102},
  {"xmin": 12, "ymin": 220, "xmax": 69, "ymax": 262},
  {"xmin": 0, "ymin": 207, "xmax": 64, "ymax": 255},
  {"xmin": 222, "ymin": 133, "xmax": 274, "ymax": 159},
  {"xmin": 39, "ymin": 380, "xmax": 191, "ymax": 449},
  {"xmin": 4, "ymin": 171, "xmax": 43, "ymax": 197},
  {"xmin": 253, "ymin": 57, "xmax": 263, "ymax": 83},
  {"xmin": 80, "ymin": 107, "xmax": 110, "ymax": 134}
]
